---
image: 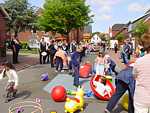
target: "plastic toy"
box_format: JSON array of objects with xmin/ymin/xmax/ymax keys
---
[
  {"xmin": 90, "ymin": 75, "xmax": 115, "ymax": 101},
  {"xmin": 65, "ymin": 86, "xmax": 84, "ymax": 113},
  {"xmin": 51, "ymin": 85, "xmax": 67, "ymax": 102},
  {"xmin": 105, "ymin": 75, "xmax": 113, "ymax": 83},
  {"xmin": 84, "ymin": 90, "xmax": 93, "ymax": 97},
  {"xmin": 41, "ymin": 73, "xmax": 49, "ymax": 81},
  {"xmin": 79, "ymin": 63, "xmax": 92, "ymax": 78},
  {"xmin": 41, "ymin": 52, "xmax": 47, "ymax": 56},
  {"xmin": 120, "ymin": 94, "xmax": 128, "ymax": 110}
]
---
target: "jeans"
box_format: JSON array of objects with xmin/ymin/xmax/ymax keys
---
[
  {"xmin": 122, "ymin": 53, "xmax": 128, "ymax": 64},
  {"xmin": 106, "ymin": 80, "xmax": 134, "ymax": 113},
  {"xmin": 50, "ymin": 54, "xmax": 55, "ymax": 67},
  {"xmin": 55, "ymin": 57, "xmax": 63, "ymax": 71},
  {"xmin": 72, "ymin": 65, "xmax": 80, "ymax": 86},
  {"xmin": 110, "ymin": 65, "xmax": 118, "ymax": 75},
  {"xmin": 12, "ymin": 50, "xmax": 19, "ymax": 64}
]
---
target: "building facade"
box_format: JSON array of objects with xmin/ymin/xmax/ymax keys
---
[{"xmin": 0, "ymin": 6, "xmax": 10, "ymax": 63}]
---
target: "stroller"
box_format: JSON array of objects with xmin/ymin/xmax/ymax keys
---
[{"xmin": 4, "ymin": 82, "xmax": 17, "ymax": 102}]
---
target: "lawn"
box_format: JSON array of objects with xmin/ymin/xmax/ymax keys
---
[{"xmin": 19, "ymin": 49, "xmax": 39, "ymax": 55}]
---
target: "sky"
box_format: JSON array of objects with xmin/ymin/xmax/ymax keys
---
[{"xmin": 0, "ymin": 0, "xmax": 150, "ymax": 33}]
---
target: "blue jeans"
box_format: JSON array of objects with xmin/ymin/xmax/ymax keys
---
[
  {"xmin": 106, "ymin": 80, "xmax": 134, "ymax": 113},
  {"xmin": 72, "ymin": 65, "xmax": 80, "ymax": 86},
  {"xmin": 55, "ymin": 57, "xmax": 63, "ymax": 71},
  {"xmin": 122, "ymin": 53, "xmax": 128, "ymax": 64}
]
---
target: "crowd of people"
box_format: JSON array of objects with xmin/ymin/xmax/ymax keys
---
[{"xmin": 1, "ymin": 32, "xmax": 150, "ymax": 113}]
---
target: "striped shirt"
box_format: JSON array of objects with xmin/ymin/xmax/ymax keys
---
[{"xmin": 133, "ymin": 54, "xmax": 150, "ymax": 107}]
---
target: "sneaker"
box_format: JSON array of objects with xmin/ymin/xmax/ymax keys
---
[
  {"xmin": 61, "ymin": 70, "xmax": 64, "ymax": 72},
  {"xmin": 55, "ymin": 70, "xmax": 58, "ymax": 73},
  {"xmin": 104, "ymin": 109, "xmax": 110, "ymax": 113}
]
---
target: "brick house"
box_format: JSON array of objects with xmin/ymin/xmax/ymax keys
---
[
  {"xmin": 0, "ymin": 6, "xmax": 10, "ymax": 63},
  {"xmin": 128, "ymin": 11, "xmax": 150, "ymax": 39},
  {"xmin": 109, "ymin": 24, "xmax": 128, "ymax": 39}
]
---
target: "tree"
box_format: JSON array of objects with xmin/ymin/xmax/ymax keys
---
[
  {"xmin": 116, "ymin": 33, "xmax": 125, "ymax": 42},
  {"xmin": 132, "ymin": 20, "xmax": 149, "ymax": 39},
  {"xmin": 4, "ymin": 0, "xmax": 37, "ymax": 37},
  {"xmin": 38, "ymin": 0, "xmax": 93, "ymax": 41}
]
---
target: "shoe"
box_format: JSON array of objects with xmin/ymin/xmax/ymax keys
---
[
  {"xmin": 61, "ymin": 70, "xmax": 64, "ymax": 72},
  {"xmin": 4, "ymin": 99, "xmax": 9, "ymax": 103},
  {"xmin": 73, "ymin": 84, "xmax": 79, "ymax": 88},
  {"xmin": 104, "ymin": 109, "xmax": 110, "ymax": 113},
  {"xmin": 55, "ymin": 70, "xmax": 58, "ymax": 73}
]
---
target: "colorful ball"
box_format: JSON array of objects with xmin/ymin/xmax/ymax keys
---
[{"xmin": 51, "ymin": 86, "xmax": 67, "ymax": 102}]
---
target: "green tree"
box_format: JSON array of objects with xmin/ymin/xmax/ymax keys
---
[
  {"xmin": 116, "ymin": 33, "xmax": 125, "ymax": 42},
  {"xmin": 4, "ymin": 0, "xmax": 37, "ymax": 37},
  {"xmin": 38, "ymin": 0, "xmax": 93, "ymax": 41},
  {"xmin": 132, "ymin": 20, "xmax": 149, "ymax": 39}
]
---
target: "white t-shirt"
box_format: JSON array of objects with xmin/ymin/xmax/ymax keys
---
[{"xmin": 0, "ymin": 69, "xmax": 19, "ymax": 87}]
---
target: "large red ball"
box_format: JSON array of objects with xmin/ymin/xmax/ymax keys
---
[{"xmin": 51, "ymin": 86, "xmax": 67, "ymax": 102}]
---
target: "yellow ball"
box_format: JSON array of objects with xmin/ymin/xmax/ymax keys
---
[{"xmin": 120, "ymin": 94, "xmax": 128, "ymax": 110}]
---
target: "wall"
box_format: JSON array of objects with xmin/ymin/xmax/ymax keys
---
[{"xmin": 0, "ymin": 11, "xmax": 7, "ymax": 60}]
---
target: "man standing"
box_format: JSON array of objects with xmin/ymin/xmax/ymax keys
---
[
  {"xmin": 39, "ymin": 38, "xmax": 47, "ymax": 64},
  {"xmin": 114, "ymin": 42, "xmax": 118, "ymax": 53},
  {"xmin": 11, "ymin": 37, "xmax": 21, "ymax": 64},
  {"xmin": 48, "ymin": 40, "xmax": 56, "ymax": 67}
]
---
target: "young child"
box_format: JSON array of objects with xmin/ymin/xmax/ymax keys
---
[
  {"xmin": 71, "ymin": 47, "xmax": 81, "ymax": 87},
  {"xmin": 0, "ymin": 62, "xmax": 19, "ymax": 102},
  {"xmin": 104, "ymin": 55, "xmax": 118, "ymax": 75},
  {"xmin": 94, "ymin": 52, "xmax": 105, "ymax": 76}
]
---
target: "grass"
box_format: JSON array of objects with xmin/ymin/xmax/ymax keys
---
[{"xmin": 19, "ymin": 49, "xmax": 39, "ymax": 55}]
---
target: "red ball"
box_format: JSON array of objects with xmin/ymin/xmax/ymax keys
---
[{"xmin": 51, "ymin": 86, "xmax": 67, "ymax": 102}]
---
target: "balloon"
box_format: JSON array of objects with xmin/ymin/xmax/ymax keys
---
[{"xmin": 51, "ymin": 86, "xmax": 67, "ymax": 102}]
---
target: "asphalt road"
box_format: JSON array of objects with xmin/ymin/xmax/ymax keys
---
[{"xmin": 0, "ymin": 51, "xmax": 127, "ymax": 113}]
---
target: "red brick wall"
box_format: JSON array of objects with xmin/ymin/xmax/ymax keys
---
[
  {"xmin": 69, "ymin": 28, "xmax": 83, "ymax": 43},
  {"xmin": 112, "ymin": 30, "xmax": 120, "ymax": 38},
  {"xmin": 18, "ymin": 29, "xmax": 84, "ymax": 43},
  {"xmin": 0, "ymin": 11, "xmax": 7, "ymax": 59},
  {"xmin": 0, "ymin": 13, "xmax": 7, "ymax": 43}
]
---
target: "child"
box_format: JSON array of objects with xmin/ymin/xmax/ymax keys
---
[
  {"xmin": 104, "ymin": 55, "xmax": 118, "ymax": 75},
  {"xmin": 0, "ymin": 62, "xmax": 19, "ymax": 102},
  {"xmin": 94, "ymin": 52, "xmax": 105, "ymax": 76},
  {"xmin": 71, "ymin": 47, "xmax": 81, "ymax": 87}
]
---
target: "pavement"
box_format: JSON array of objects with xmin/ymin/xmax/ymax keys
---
[{"xmin": 0, "ymin": 50, "xmax": 128, "ymax": 113}]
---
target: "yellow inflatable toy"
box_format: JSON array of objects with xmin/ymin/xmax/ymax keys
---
[
  {"xmin": 65, "ymin": 87, "xmax": 84, "ymax": 113},
  {"xmin": 120, "ymin": 94, "xmax": 128, "ymax": 110},
  {"xmin": 105, "ymin": 75, "xmax": 113, "ymax": 83}
]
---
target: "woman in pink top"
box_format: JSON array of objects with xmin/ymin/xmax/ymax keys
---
[
  {"xmin": 54, "ymin": 46, "xmax": 67, "ymax": 72},
  {"xmin": 133, "ymin": 33, "xmax": 150, "ymax": 113}
]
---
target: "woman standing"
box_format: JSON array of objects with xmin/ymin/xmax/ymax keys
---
[{"xmin": 133, "ymin": 33, "xmax": 150, "ymax": 113}]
